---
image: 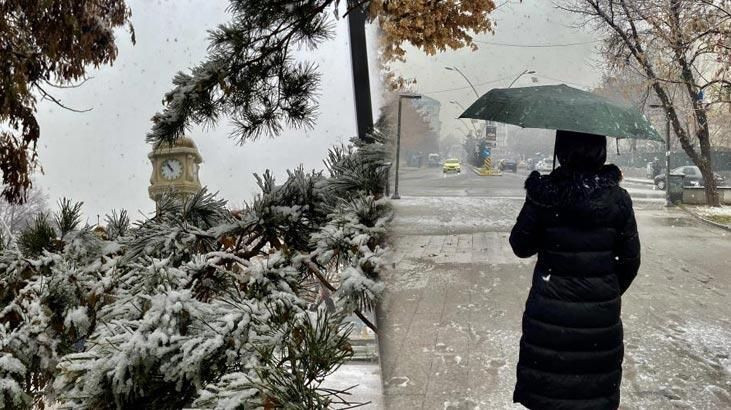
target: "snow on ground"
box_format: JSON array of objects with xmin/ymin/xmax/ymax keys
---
[
  {"xmin": 322, "ymin": 362, "xmax": 383, "ymax": 408},
  {"xmin": 391, "ymin": 196, "xmax": 522, "ymax": 235},
  {"xmin": 694, "ymin": 205, "xmax": 731, "ymax": 217},
  {"xmin": 623, "ymin": 316, "xmax": 731, "ymax": 409},
  {"xmin": 692, "ymin": 205, "xmax": 731, "ymax": 226}
]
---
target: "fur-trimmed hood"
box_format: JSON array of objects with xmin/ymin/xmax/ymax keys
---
[{"xmin": 524, "ymin": 164, "xmax": 622, "ymax": 208}]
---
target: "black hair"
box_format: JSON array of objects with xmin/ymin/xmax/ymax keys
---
[{"xmin": 555, "ymin": 130, "xmax": 607, "ymax": 172}]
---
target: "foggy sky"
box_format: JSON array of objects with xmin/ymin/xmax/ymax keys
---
[
  {"xmin": 33, "ymin": 1, "xmax": 600, "ymax": 222},
  {"xmin": 395, "ymin": 1, "xmax": 602, "ymax": 138}
]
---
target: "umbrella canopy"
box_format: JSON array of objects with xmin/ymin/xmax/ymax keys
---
[{"xmin": 459, "ymin": 84, "xmax": 663, "ymax": 142}]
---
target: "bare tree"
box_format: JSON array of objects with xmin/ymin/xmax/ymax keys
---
[
  {"xmin": 0, "ymin": 185, "xmax": 47, "ymax": 247},
  {"xmin": 593, "ymin": 70, "xmax": 656, "ymax": 152},
  {"xmin": 561, "ymin": 0, "xmax": 731, "ymax": 206}
]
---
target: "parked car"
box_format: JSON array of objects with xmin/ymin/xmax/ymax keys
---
[
  {"xmin": 442, "ymin": 158, "xmax": 462, "ymax": 174},
  {"xmin": 427, "ymin": 153, "xmax": 441, "ymax": 168},
  {"xmin": 535, "ymin": 158, "xmax": 553, "ymax": 174},
  {"xmin": 499, "ymin": 159, "xmax": 518, "ymax": 172},
  {"xmin": 654, "ymin": 165, "xmax": 726, "ymax": 190},
  {"xmin": 646, "ymin": 158, "xmax": 662, "ymax": 179}
]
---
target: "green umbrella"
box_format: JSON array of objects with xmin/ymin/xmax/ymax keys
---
[{"xmin": 459, "ymin": 84, "xmax": 663, "ymax": 141}]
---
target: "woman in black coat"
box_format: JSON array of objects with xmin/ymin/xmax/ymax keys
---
[{"xmin": 510, "ymin": 130, "xmax": 641, "ymax": 410}]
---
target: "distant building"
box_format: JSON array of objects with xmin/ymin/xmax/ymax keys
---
[{"xmin": 411, "ymin": 95, "xmax": 442, "ymax": 141}]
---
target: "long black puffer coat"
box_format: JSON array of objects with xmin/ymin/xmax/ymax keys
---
[{"xmin": 510, "ymin": 164, "xmax": 641, "ymax": 410}]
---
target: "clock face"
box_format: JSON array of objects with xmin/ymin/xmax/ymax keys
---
[{"xmin": 161, "ymin": 159, "xmax": 183, "ymax": 180}]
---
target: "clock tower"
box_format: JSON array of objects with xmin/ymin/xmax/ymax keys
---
[{"xmin": 148, "ymin": 136, "xmax": 203, "ymax": 205}]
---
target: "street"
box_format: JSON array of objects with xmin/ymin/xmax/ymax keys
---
[{"xmin": 378, "ymin": 166, "xmax": 731, "ymax": 409}]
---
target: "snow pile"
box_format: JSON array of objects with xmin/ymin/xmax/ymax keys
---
[
  {"xmin": 693, "ymin": 206, "xmax": 731, "ymax": 226},
  {"xmin": 0, "ymin": 138, "xmax": 391, "ymax": 408},
  {"xmin": 695, "ymin": 206, "xmax": 731, "ymax": 217}
]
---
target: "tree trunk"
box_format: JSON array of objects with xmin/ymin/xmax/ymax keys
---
[
  {"xmin": 666, "ymin": 0, "xmax": 720, "ymax": 206},
  {"xmin": 697, "ymin": 160, "xmax": 720, "ymax": 206},
  {"xmin": 697, "ymin": 130, "xmax": 721, "ymax": 206}
]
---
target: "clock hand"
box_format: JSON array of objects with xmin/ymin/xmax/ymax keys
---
[{"xmin": 166, "ymin": 163, "xmax": 174, "ymax": 172}]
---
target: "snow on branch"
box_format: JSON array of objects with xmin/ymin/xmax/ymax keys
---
[{"xmin": 0, "ymin": 137, "xmax": 390, "ymax": 408}]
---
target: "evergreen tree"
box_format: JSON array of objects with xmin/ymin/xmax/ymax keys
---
[
  {"xmin": 147, "ymin": 0, "xmax": 498, "ymax": 146},
  {"xmin": 1, "ymin": 139, "xmax": 391, "ymax": 409}
]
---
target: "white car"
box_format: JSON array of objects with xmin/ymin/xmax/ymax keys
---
[{"xmin": 536, "ymin": 158, "xmax": 553, "ymax": 173}]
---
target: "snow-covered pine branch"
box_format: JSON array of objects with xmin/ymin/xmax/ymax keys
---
[{"xmin": 0, "ymin": 137, "xmax": 390, "ymax": 408}]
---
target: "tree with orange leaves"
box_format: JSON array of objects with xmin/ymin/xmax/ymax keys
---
[{"xmin": 0, "ymin": 1, "xmax": 134, "ymax": 204}]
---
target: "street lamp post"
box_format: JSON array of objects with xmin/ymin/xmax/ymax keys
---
[
  {"xmin": 444, "ymin": 66, "xmax": 480, "ymax": 98},
  {"xmin": 450, "ymin": 101, "xmax": 478, "ymax": 133},
  {"xmin": 392, "ymin": 93, "xmax": 422, "ymax": 200},
  {"xmin": 444, "ymin": 67, "xmax": 488, "ymax": 148},
  {"xmin": 508, "ymin": 69, "xmax": 536, "ymax": 88},
  {"xmin": 649, "ymin": 104, "xmax": 672, "ymax": 207},
  {"xmin": 502, "ymin": 69, "xmax": 535, "ymax": 154},
  {"xmin": 445, "ymin": 67, "xmax": 535, "ymax": 158}
]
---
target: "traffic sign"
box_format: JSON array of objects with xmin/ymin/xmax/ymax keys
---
[{"xmin": 485, "ymin": 125, "xmax": 497, "ymax": 141}]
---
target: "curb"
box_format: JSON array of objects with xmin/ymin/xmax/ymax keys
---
[
  {"xmin": 677, "ymin": 204, "xmax": 731, "ymax": 232},
  {"xmin": 624, "ymin": 177, "xmax": 654, "ymax": 185},
  {"xmin": 626, "ymin": 191, "xmax": 665, "ymax": 199}
]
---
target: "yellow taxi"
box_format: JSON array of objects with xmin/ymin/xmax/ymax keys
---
[{"xmin": 442, "ymin": 158, "xmax": 461, "ymax": 174}]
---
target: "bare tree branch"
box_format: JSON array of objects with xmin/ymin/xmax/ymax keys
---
[{"xmin": 34, "ymin": 84, "xmax": 93, "ymax": 113}]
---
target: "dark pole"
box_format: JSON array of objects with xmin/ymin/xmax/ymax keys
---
[
  {"xmin": 392, "ymin": 94, "xmax": 421, "ymax": 200},
  {"xmin": 392, "ymin": 98, "xmax": 403, "ymax": 199},
  {"xmin": 347, "ymin": 2, "xmax": 374, "ymax": 142},
  {"xmin": 665, "ymin": 115, "xmax": 672, "ymax": 206},
  {"xmin": 650, "ymin": 104, "xmax": 673, "ymax": 206}
]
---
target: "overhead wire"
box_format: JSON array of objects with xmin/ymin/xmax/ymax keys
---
[
  {"xmin": 472, "ymin": 39, "xmax": 600, "ymax": 48},
  {"xmin": 420, "ymin": 75, "xmax": 513, "ymax": 95}
]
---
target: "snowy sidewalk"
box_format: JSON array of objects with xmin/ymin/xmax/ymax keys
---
[
  {"xmin": 378, "ymin": 195, "xmax": 731, "ymax": 409},
  {"xmin": 378, "ymin": 197, "xmax": 531, "ymax": 409}
]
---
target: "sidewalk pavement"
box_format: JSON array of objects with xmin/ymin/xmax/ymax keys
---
[
  {"xmin": 378, "ymin": 197, "xmax": 531, "ymax": 409},
  {"xmin": 378, "ymin": 196, "xmax": 731, "ymax": 410},
  {"xmin": 324, "ymin": 363, "xmax": 383, "ymax": 407}
]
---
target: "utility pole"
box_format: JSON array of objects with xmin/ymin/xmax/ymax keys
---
[
  {"xmin": 347, "ymin": 1, "xmax": 374, "ymax": 142},
  {"xmin": 650, "ymin": 104, "xmax": 673, "ymax": 207}
]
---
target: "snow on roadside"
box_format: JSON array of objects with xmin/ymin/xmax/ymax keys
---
[
  {"xmin": 321, "ymin": 362, "xmax": 383, "ymax": 408},
  {"xmin": 694, "ymin": 206, "xmax": 731, "ymax": 218}
]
